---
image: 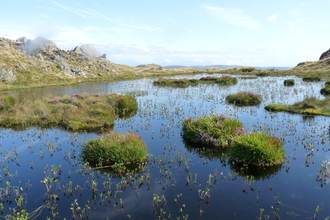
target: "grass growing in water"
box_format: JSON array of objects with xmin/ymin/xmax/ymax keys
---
[
  {"xmin": 320, "ymin": 85, "xmax": 330, "ymax": 95},
  {"xmin": 284, "ymin": 79, "xmax": 295, "ymax": 86},
  {"xmin": 229, "ymin": 132, "xmax": 285, "ymax": 166},
  {"xmin": 0, "ymin": 93, "xmax": 138, "ymax": 132},
  {"xmin": 182, "ymin": 114, "xmax": 244, "ymax": 147},
  {"xmin": 153, "ymin": 76, "xmax": 237, "ymax": 87},
  {"xmin": 265, "ymin": 97, "xmax": 330, "ymax": 116},
  {"xmin": 226, "ymin": 92, "xmax": 262, "ymax": 106},
  {"xmin": 302, "ymin": 75, "xmax": 321, "ymax": 82},
  {"xmin": 81, "ymin": 132, "xmax": 148, "ymax": 172}
]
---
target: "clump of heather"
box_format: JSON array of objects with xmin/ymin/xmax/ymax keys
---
[
  {"xmin": 226, "ymin": 92, "xmax": 262, "ymax": 106},
  {"xmin": 182, "ymin": 114, "xmax": 243, "ymax": 147}
]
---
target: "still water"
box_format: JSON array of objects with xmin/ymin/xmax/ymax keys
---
[{"xmin": 1, "ymin": 74, "xmax": 330, "ymax": 219}]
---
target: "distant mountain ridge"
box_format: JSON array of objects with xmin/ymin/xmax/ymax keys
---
[{"xmin": 164, "ymin": 65, "xmax": 292, "ymax": 70}]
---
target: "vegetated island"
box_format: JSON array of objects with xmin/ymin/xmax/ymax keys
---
[
  {"xmin": 153, "ymin": 76, "xmax": 237, "ymax": 87},
  {"xmin": 265, "ymin": 97, "xmax": 330, "ymax": 116},
  {"xmin": 0, "ymin": 93, "xmax": 138, "ymax": 132},
  {"xmin": 82, "ymin": 131, "xmax": 148, "ymax": 173},
  {"xmin": 182, "ymin": 114, "xmax": 285, "ymax": 166}
]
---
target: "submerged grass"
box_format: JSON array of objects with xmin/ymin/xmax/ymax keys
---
[{"xmin": 0, "ymin": 93, "xmax": 138, "ymax": 132}]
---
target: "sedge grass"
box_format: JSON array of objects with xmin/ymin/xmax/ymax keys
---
[
  {"xmin": 0, "ymin": 93, "xmax": 138, "ymax": 132},
  {"xmin": 226, "ymin": 92, "xmax": 262, "ymax": 106},
  {"xmin": 81, "ymin": 132, "xmax": 148, "ymax": 168},
  {"xmin": 265, "ymin": 97, "xmax": 330, "ymax": 116},
  {"xmin": 182, "ymin": 114, "xmax": 244, "ymax": 147},
  {"xmin": 229, "ymin": 132, "xmax": 285, "ymax": 166}
]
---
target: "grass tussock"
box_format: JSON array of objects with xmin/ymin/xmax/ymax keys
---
[
  {"xmin": 81, "ymin": 132, "xmax": 148, "ymax": 172},
  {"xmin": 0, "ymin": 93, "xmax": 138, "ymax": 132},
  {"xmin": 182, "ymin": 114, "xmax": 244, "ymax": 147},
  {"xmin": 265, "ymin": 97, "xmax": 330, "ymax": 116},
  {"xmin": 226, "ymin": 92, "xmax": 262, "ymax": 106},
  {"xmin": 229, "ymin": 132, "xmax": 285, "ymax": 166},
  {"xmin": 284, "ymin": 79, "xmax": 295, "ymax": 86}
]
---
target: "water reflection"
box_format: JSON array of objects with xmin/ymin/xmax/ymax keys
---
[{"xmin": 229, "ymin": 162, "xmax": 282, "ymax": 181}]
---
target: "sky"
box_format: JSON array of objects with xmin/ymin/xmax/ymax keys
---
[{"xmin": 1, "ymin": 0, "xmax": 330, "ymax": 67}]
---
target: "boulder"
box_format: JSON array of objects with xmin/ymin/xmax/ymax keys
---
[
  {"xmin": 0, "ymin": 68, "xmax": 16, "ymax": 82},
  {"xmin": 72, "ymin": 44, "xmax": 101, "ymax": 58}
]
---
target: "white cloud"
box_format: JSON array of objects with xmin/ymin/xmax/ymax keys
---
[
  {"xmin": 203, "ymin": 5, "xmax": 261, "ymax": 29},
  {"xmin": 267, "ymin": 14, "xmax": 278, "ymax": 22}
]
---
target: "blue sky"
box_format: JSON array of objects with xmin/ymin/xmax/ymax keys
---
[{"xmin": 1, "ymin": 0, "xmax": 329, "ymax": 67}]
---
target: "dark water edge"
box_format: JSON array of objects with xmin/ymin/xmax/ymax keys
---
[{"xmin": 1, "ymin": 74, "xmax": 330, "ymax": 219}]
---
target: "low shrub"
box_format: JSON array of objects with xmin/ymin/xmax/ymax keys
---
[
  {"xmin": 229, "ymin": 132, "xmax": 285, "ymax": 166},
  {"xmin": 284, "ymin": 79, "xmax": 295, "ymax": 86},
  {"xmin": 226, "ymin": 92, "xmax": 262, "ymax": 106},
  {"xmin": 182, "ymin": 114, "xmax": 244, "ymax": 147},
  {"xmin": 81, "ymin": 132, "xmax": 148, "ymax": 168},
  {"xmin": 302, "ymin": 75, "xmax": 321, "ymax": 82}
]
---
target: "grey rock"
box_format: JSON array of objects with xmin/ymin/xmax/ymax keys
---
[
  {"xmin": 0, "ymin": 68, "xmax": 16, "ymax": 82},
  {"xmin": 296, "ymin": 62, "xmax": 306, "ymax": 66},
  {"xmin": 43, "ymin": 67, "xmax": 52, "ymax": 72},
  {"xmin": 320, "ymin": 48, "xmax": 330, "ymax": 60},
  {"xmin": 72, "ymin": 44, "xmax": 101, "ymax": 58},
  {"xmin": 34, "ymin": 53, "xmax": 44, "ymax": 61},
  {"xmin": 18, "ymin": 63, "xmax": 27, "ymax": 70},
  {"xmin": 19, "ymin": 36, "xmax": 59, "ymax": 54}
]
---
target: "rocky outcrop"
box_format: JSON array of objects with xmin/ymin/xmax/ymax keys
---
[
  {"xmin": 72, "ymin": 44, "xmax": 103, "ymax": 58},
  {"xmin": 319, "ymin": 48, "xmax": 330, "ymax": 60},
  {"xmin": 17, "ymin": 36, "xmax": 59, "ymax": 54},
  {"xmin": 0, "ymin": 67, "xmax": 16, "ymax": 82}
]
